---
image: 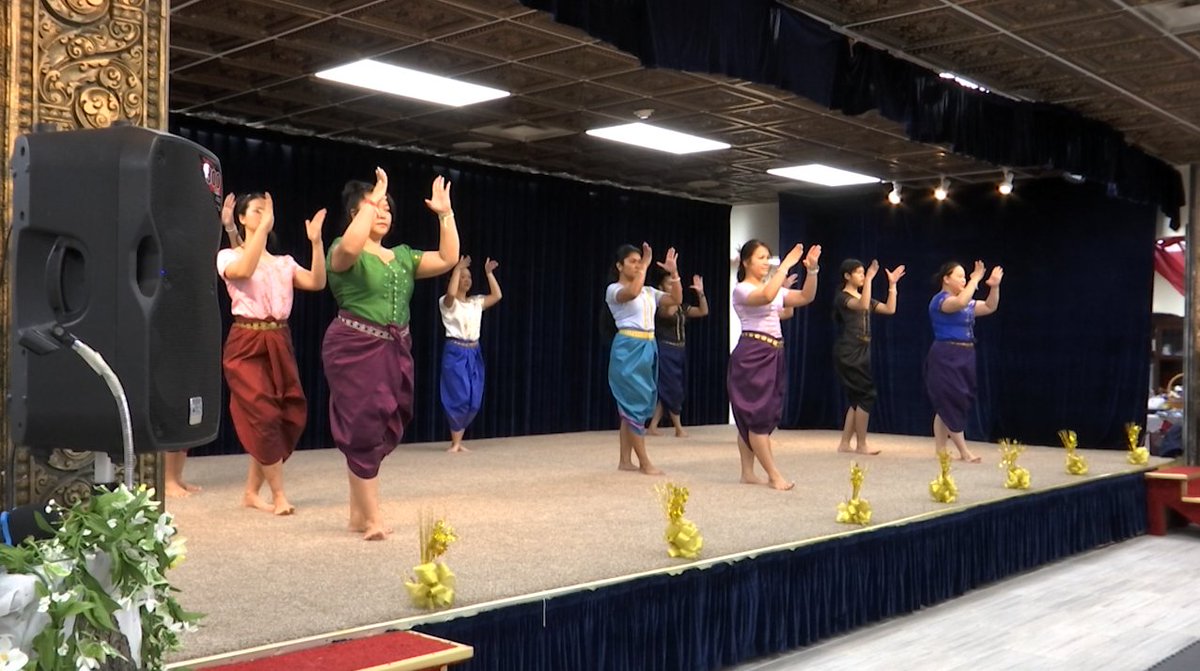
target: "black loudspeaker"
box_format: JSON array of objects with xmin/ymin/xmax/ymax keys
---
[{"xmin": 7, "ymin": 126, "xmax": 224, "ymax": 453}]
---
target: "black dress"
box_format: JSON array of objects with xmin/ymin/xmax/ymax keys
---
[{"xmin": 833, "ymin": 292, "xmax": 879, "ymax": 413}]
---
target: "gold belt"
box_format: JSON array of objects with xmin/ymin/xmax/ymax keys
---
[
  {"xmin": 659, "ymin": 339, "xmax": 686, "ymax": 348},
  {"xmin": 940, "ymin": 340, "xmax": 974, "ymax": 348},
  {"xmin": 448, "ymin": 338, "xmax": 479, "ymax": 348},
  {"xmin": 742, "ymin": 331, "xmax": 783, "ymax": 348},
  {"xmin": 340, "ymin": 315, "xmax": 394, "ymax": 341},
  {"xmin": 234, "ymin": 320, "xmax": 284, "ymax": 331},
  {"xmin": 618, "ymin": 329, "xmax": 655, "ymax": 340}
]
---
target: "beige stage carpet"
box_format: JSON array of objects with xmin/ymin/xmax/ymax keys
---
[{"xmin": 163, "ymin": 426, "xmax": 1165, "ymax": 664}]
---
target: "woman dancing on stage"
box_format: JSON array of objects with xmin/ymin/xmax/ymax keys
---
[
  {"xmin": 323, "ymin": 168, "xmax": 459, "ymax": 540},
  {"xmin": 647, "ymin": 273, "xmax": 708, "ymax": 438},
  {"xmin": 729, "ymin": 240, "xmax": 821, "ymax": 490},
  {"xmin": 926, "ymin": 260, "xmax": 1002, "ymax": 463},
  {"xmin": 833, "ymin": 259, "xmax": 904, "ymax": 456},
  {"xmin": 215, "ymin": 192, "xmax": 327, "ymax": 515},
  {"xmin": 439, "ymin": 254, "xmax": 502, "ymax": 453},
  {"xmin": 606, "ymin": 243, "xmax": 682, "ymax": 475}
]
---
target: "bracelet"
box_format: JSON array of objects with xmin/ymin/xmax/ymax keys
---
[
  {"xmin": 438, "ymin": 210, "xmax": 455, "ymax": 222},
  {"xmin": 807, "ymin": 265, "xmax": 820, "ymax": 273}
]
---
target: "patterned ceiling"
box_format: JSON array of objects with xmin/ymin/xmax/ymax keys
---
[{"xmin": 169, "ymin": 0, "xmax": 1200, "ymax": 205}]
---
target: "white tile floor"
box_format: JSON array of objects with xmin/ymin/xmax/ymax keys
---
[{"xmin": 732, "ymin": 528, "xmax": 1200, "ymax": 671}]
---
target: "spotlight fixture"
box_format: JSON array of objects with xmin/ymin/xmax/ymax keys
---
[
  {"xmin": 998, "ymin": 169, "xmax": 1014, "ymax": 196},
  {"xmin": 887, "ymin": 182, "xmax": 902, "ymax": 205},
  {"xmin": 933, "ymin": 177, "xmax": 949, "ymax": 201}
]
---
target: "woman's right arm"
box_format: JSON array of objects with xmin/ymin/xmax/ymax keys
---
[
  {"xmin": 330, "ymin": 167, "xmax": 388, "ymax": 273},
  {"xmin": 222, "ymin": 193, "xmax": 273, "ymax": 279}
]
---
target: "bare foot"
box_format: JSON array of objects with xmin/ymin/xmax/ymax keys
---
[
  {"xmin": 855, "ymin": 447, "xmax": 882, "ymax": 456},
  {"xmin": 957, "ymin": 451, "xmax": 982, "ymax": 463},
  {"xmin": 272, "ymin": 496, "xmax": 296, "ymax": 516},
  {"xmin": 242, "ymin": 492, "xmax": 273, "ymax": 512},
  {"xmin": 837, "ymin": 444, "xmax": 854, "ymax": 453},
  {"xmin": 740, "ymin": 473, "xmax": 767, "ymax": 485},
  {"xmin": 362, "ymin": 524, "xmax": 389, "ymax": 541},
  {"xmin": 768, "ymin": 478, "xmax": 795, "ymax": 491},
  {"xmin": 674, "ymin": 429, "xmax": 689, "ymax": 438},
  {"xmin": 447, "ymin": 443, "xmax": 470, "ymax": 453},
  {"xmin": 165, "ymin": 483, "xmax": 192, "ymax": 499},
  {"xmin": 646, "ymin": 428, "xmax": 662, "ymax": 436},
  {"xmin": 618, "ymin": 462, "xmax": 639, "ymax": 472},
  {"xmin": 183, "ymin": 482, "xmax": 203, "ymax": 493},
  {"xmin": 640, "ymin": 465, "xmax": 664, "ymax": 476}
]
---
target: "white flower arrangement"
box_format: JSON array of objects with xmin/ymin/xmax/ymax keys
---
[{"xmin": 0, "ymin": 485, "xmax": 199, "ymax": 670}]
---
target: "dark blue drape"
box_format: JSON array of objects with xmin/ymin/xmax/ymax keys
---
[
  {"xmin": 170, "ymin": 116, "xmax": 731, "ymax": 456},
  {"xmin": 778, "ymin": 179, "xmax": 1155, "ymax": 449},
  {"xmin": 520, "ymin": 0, "xmax": 1185, "ymax": 225},
  {"xmin": 418, "ymin": 474, "xmax": 1146, "ymax": 670}
]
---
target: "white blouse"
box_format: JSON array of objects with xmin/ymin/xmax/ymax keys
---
[{"xmin": 439, "ymin": 294, "xmax": 485, "ymax": 341}]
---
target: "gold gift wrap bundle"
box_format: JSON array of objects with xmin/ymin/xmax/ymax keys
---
[
  {"xmin": 405, "ymin": 517, "xmax": 458, "ymax": 609},
  {"xmin": 1057, "ymin": 429, "xmax": 1088, "ymax": 475},
  {"xmin": 1125, "ymin": 422, "xmax": 1149, "ymax": 465},
  {"xmin": 998, "ymin": 439, "xmax": 1031, "ymax": 490},
  {"xmin": 929, "ymin": 451, "xmax": 958, "ymax": 503},
  {"xmin": 836, "ymin": 461, "xmax": 872, "ymax": 525},
  {"xmin": 657, "ymin": 482, "xmax": 703, "ymax": 559}
]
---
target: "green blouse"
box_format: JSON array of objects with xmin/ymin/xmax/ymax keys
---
[{"xmin": 327, "ymin": 237, "xmax": 424, "ymax": 327}]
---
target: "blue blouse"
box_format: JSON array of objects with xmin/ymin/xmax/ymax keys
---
[{"xmin": 929, "ymin": 291, "xmax": 975, "ymax": 342}]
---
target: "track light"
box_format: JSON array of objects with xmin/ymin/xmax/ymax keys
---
[
  {"xmin": 998, "ymin": 169, "xmax": 1014, "ymax": 196},
  {"xmin": 887, "ymin": 182, "xmax": 902, "ymax": 205},
  {"xmin": 933, "ymin": 177, "xmax": 949, "ymax": 201}
]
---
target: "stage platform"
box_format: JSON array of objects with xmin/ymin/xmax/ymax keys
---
[{"xmin": 164, "ymin": 426, "xmax": 1163, "ymax": 670}]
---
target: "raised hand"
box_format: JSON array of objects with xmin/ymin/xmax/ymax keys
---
[
  {"xmin": 803, "ymin": 244, "xmax": 822, "ymax": 270},
  {"xmin": 369, "ymin": 167, "xmax": 388, "ymax": 205},
  {"xmin": 783, "ymin": 273, "xmax": 799, "ymax": 289},
  {"xmin": 970, "ymin": 260, "xmax": 985, "ymax": 282},
  {"xmin": 485, "ymin": 258, "xmax": 499, "ymax": 274},
  {"xmin": 305, "ymin": 208, "xmax": 326, "ymax": 243},
  {"xmin": 986, "ymin": 265, "xmax": 1004, "ymax": 287},
  {"xmin": 656, "ymin": 247, "xmax": 679, "ymax": 276},
  {"xmin": 424, "ymin": 175, "xmax": 452, "ymax": 214},
  {"xmin": 261, "ymin": 193, "xmax": 276, "ymax": 233},
  {"xmin": 453, "ymin": 255, "xmax": 469, "ymax": 271},
  {"xmin": 690, "ymin": 275, "xmax": 704, "ymax": 294},
  {"xmin": 221, "ymin": 193, "xmax": 236, "ymax": 229},
  {"xmin": 866, "ymin": 259, "xmax": 880, "ymax": 279},
  {"xmin": 886, "ymin": 264, "xmax": 906, "ymax": 284},
  {"xmin": 640, "ymin": 242, "xmax": 653, "ymax": 273},
  {"xmin": 781, "ymin": 243, "xmax": 804, "ymax": 269}
]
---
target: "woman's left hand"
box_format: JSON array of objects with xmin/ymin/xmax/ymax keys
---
[
  {"xmin": 803, "ymin": 244, "xmax": 822, "ymax": 270},
  {"xmin": 656, "ymin": 247, "xmax": 679, "ymax": 276},
  {"xmin": 986, "ymin": 266, "xmax": 1004, "ymax": 286},
  {"xmin": 425, "ymin": 175, "xmax": 453, "ymax": 215},
  {"xmin": 886, "ymin": 264, "xmax": 906, "ymax": 284},
  {"xmin": 306, "ymin": 208, "xmax": 326, "ymax": 243},
  {"xmin": 485, "ymin": 258, "xmax": 499, "ymax": 274},
  {"xmin": 690, "ymin": 275, "xmax": 704, "ymax": 293}
]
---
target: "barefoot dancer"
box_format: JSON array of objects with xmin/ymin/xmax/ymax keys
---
[
  {"xmin": 323, "ymin": 169, "xmax": 459, "ymax": 540},
  {"xmin": 648, "ymin": 273, "xmax": 708, "ymax": 438},
  {"xmin": 728, "ymin": 240, "xmax": 821, "ymax": 490},
  {"xmin": 925, "ymin": 260, "xmax": 1003, "ymax": 463},
  {"xmin": 439, "ymin": 255, "xmax": 502, "ymax": 453},
  {"xmin": 833, "ymin": 259, "xmax": 904, "ymax": 456},
  {"xmin": 163, "ymin": 451, "xmax": 200, "ymax": 499},
  {"xmin": 606, "ymin": 243, "xmax": 682, "ymax": 475}
]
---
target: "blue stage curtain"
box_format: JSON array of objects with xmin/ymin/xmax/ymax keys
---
[
  {"xmin": 417, "ymin": 474, "xmax": 1146, "ymax": 670},
  {"xmin": 520, "ymin": 0, "xmax": 1184, "ymax": 225},
  {"xmin": 170, "ymin": 116, "xmax": 731, "ymax": 455},
  {"xmin": 779, "ymin": 179, "xmax": 1155, "ymax": 449}
]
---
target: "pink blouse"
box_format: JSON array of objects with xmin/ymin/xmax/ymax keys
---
[
  {"xmin": 216, "ymin": 249, "xmax": 298, "ymax": 321},
  {"xmin": 732, "ymin": 281, "xmax": 787, "ymax": 339}
]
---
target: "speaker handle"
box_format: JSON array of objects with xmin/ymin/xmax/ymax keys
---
[{"xmin": 45, "ymin": 237, "xmax": 86, "ymax": 320}]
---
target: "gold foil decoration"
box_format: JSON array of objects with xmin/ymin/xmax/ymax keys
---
[
  {"xmin": 404, "ymin": 515, "xmax": 458, "ymax": 609},
  {"xmin": 1125, "ymin": 423, "xmax": 1149, "ymax": 465},
  {"xmin": 998, "ymin": 439, "xmax": 1031, "ymax": 489},
  {"xmin": 836, "ymin": 461, "xmax": 872, "ymax": 525},
  {"xmin": 929, "ymin": 452, "xmax": 958, "ymax": 503},
  {"xmin": 1057, "ymin": 429, "xmax": 1088, "ymax": 475},
  {"xmin": 657, "ymin": 483, "xmax": 703, "ymax": 559}
]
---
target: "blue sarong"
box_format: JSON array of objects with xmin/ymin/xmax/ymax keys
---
[
  {"xmin": 609, "ymin": 331, "xmax": 658, "ymax": 434},
  {"xmin": 656, "ymin": 340, "xmax": 687, "ymax": 416},
  {"xmin": 440, "ymin": 339, "xmax": 485, "ymax": 432}
]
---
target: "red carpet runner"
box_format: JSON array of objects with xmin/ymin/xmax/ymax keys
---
[{"xmin": 205, "ymin": 630, "xmax": 472, "ymax": 671}]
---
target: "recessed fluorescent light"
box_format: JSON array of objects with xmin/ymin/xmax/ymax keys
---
[
  {"xmin": 939, "ymin": 71, "xmax": 989, "ymax": 92},
  {"xmin": 767, "ymin": 164, "xmax": 881, "ymax": 187},
  {"xmin": 585, "ymin": 122, "xmax": 730, "ymax": 154},
  {"xmin": 315, "ymin": 59, "xmax": 509, "ymax": 107}
]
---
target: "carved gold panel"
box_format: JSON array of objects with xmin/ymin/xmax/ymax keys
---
[{"xmin": 2, "ymin": 0, "xmax": 167, "ymax": 509}]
